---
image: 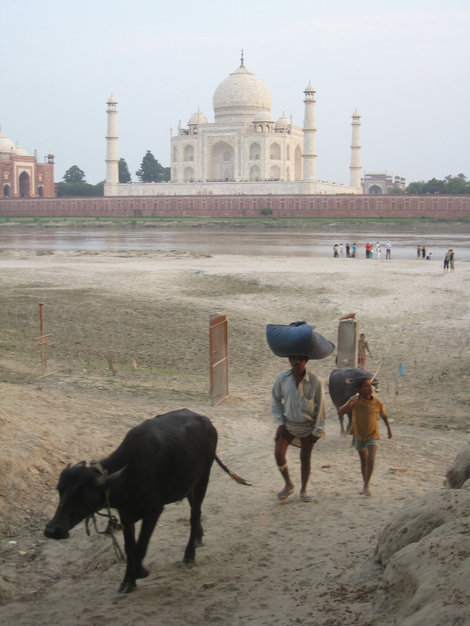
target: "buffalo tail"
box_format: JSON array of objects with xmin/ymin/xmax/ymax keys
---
[{"xmin": 214, "ymin": 455, "xmax": 251, "ymax": 486}]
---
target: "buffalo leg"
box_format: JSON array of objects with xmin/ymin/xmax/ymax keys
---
[
  {"xmin": 119, "ymin": 521, "xmax": 137, "ymax": 593},
  {"xmin": 119, "ymin": 508, "xmax": 161, "ymax": 593},
  {"xmin": 184, "ymin": 471, "xmax": 210, "ymax": 563}
]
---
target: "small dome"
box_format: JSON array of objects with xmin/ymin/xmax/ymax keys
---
[
  {"xmin": 253, "ymin": 110, "xmax": 273, "ymax": 123},
  {"xmin": 188, "ymin": 111, "xmax": 208, "ymax": 126},
  {"xmin": 0, "ymin": 130, "xmax": 16, "ymax": 154},
  {"xmin": 13, "ymin": 142, "xmax": 28, "ymax": 156},
  {"xmin": 275, "ymin": 114, "xmax": 290, "ymax": 130}
]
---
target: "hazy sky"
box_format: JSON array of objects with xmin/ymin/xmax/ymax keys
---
[{"xmin": 2, "ymin": 0, "xmax": 469, "ymax": 185}]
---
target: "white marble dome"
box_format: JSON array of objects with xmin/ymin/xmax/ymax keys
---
[
  {"xmin": 13, "ymin": 142, "xmax": 28, "ymax": 156},
  {"xmin": 188, "ymin": 111, "xmax": 208, "ymax": 125},
  {"xmin": 275, "ymin": 114, "xmax": 290, "ymax": 130},
  {"xmin": 253, "ymin": 109, "xmax": 273, "ymax": 123},
  {"xmin": 213, "ymin": 64, "xmax": 271, "ymax": 118},
  {"xmin": 0, "ymin": 130, "xmax": 16, "ymax": 154}
]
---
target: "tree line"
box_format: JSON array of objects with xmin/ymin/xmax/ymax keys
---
[
  {"xmin": 57, "ymin": 151, "xmax": 170, "ymax": 197},
  {"xmin": 404, "ymin": 174, "xmax": 469, "ymax": 195},
  {"xmin": 57, "ymin": 159, "xmax": 470, "ymax": 197}
]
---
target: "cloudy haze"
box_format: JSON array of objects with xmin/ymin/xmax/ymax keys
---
[{"xmin": 1, "ymin": 0, "xmax": 469, "ymax": 185}]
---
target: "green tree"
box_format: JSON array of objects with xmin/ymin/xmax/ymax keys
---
[
  {"xmin": 444, "ymin": 174, "xmax": 469, "ymax": 194},
  {"xmin": 63, "ymin": 165, "xmax": 86, "ymax": 184},
  {"xmin": 119, "ymin": 158, "xmax": 132, "ymax": 183},
  {"xmin": 136, "ymin": 151, "xmax": 170, "ymax": 182},
  {"xmin": 406, "ymin": 174, "xmax": 470, "ymax": 194},
  {"xmin": 56, "ymin": 181, "xmax": 104, "ymax": 197}
]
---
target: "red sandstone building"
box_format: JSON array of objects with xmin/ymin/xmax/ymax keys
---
[{"xmin": 0, "ymin": 130, "xmax": 55, "ymax": 198}]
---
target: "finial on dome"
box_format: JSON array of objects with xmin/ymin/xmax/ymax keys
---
[{"xmin": 240, "ymin": 49, "xmax": 244, "ymax": 67}]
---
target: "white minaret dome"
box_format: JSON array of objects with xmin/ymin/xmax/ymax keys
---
[{"xmin": 213, "ymin": 62, "xmax": 272, "ymax": 122}]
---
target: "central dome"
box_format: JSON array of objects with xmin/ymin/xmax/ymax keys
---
[{"xmin": 213, "ymin": 64, "xmax": 271, "ymax": 122}]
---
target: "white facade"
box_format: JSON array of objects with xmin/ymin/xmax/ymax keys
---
[
  {"xmin": 171, "ymin": 61, "xmax": 304, "ymax": 184},
  {"xmin": 104, "ymin": 58, "xmax": 362, "ymax": 197}
]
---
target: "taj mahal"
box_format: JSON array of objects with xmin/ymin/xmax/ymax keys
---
[{"xmin": 104, "ymin": 54, "xmax": 363, "ymax": 197}]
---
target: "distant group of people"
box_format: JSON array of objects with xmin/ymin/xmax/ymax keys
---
[
  {"xmin": 333, "ymin": 242, "xmax": 357, "ymax": 258},
  {"xmin": 417, "ymin": 244, "xmax": 432, "ymax": 260},
  {"xmin": 417, "ymin": 244, "xmax": 456, "ymax": 271},
  {"xmin": 333, "ymin": 241, "xmax": 392, "ymax": 259}
]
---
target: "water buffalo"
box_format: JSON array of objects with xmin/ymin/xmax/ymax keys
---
[
  {"xmin": 328, "ymin": 367, "xmax": 374, "ymax": 435},
  {"xmin": 44, "ymin": 409, "xmax": 249, "ymax": 593}
]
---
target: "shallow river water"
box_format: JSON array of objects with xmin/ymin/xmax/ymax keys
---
[{"xmin": 0, "ymin": 226, "xmax": 468, "ymax": 261}]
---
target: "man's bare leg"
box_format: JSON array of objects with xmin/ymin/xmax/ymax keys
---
[
  {"xmin": 299, "ymin": 437, "xmax": 315, "ymax": 501},
  {"xmin": 362, "ymin": 445, "xmax": 377, "ymax": 496},
  {"xmin": 275, "ymin": 435, "xmax": 294, "ymax": 499}
]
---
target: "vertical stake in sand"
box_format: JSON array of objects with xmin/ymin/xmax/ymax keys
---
[
  {"xmin": 337, "ymin": 316, "xmax": 358, "ymax": 367},
  {"xmin": 32, "ymin": 303, "xmax": 54, "ymax": 378},
  {"xmin": 209, "ymin": 313, "xmax": 228, "ymax": 406}
]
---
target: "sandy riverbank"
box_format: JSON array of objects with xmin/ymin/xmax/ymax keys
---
[{"xmin": 0, "ymin": 248, "xmax": 469, "ymax": 624}]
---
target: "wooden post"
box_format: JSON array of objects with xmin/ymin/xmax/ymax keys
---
[
  {"xmin": 209, "ymin": 313, "xmax": 228, "ymax": 406},
  {"xmin": 32, "ymin": 303, "xmax": 54, "ymax": 377}
]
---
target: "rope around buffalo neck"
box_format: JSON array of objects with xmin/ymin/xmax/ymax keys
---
[{"xmin": 85, "ymin": 490, "xmax": 125, "ymax": 561}]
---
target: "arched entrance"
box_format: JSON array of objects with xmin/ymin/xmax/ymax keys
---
[
  {"xmin": 3, "ymin": 184, "xmax": 10, "ymax": 198},
  {"xmin": 19, "ymin": 171, "xmax": 31, "ymax": 197},
  {"xmin": 368, "ymin": 185, "xmax": 382, "ymax": 195},
  {"xmin": 209, "ymin": 141, "xmax": 234, "ymax": 181}
]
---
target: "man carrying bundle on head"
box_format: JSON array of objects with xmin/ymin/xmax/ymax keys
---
[
  {"xmin": 266, "ymin": 321, "xmax": 334, "ymax": 503},
  {"xmin": 272, "ymin": 355, "xmax": 326, "ymax": 502}
]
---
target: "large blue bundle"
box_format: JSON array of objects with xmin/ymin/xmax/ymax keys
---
[{"xmin": 266, "ymin": 321, "xmax": 335, "ymax": 360}]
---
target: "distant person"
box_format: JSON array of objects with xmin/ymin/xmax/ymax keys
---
[
  {"xmin": 365, "ymin": 243, "xmax": 372, "ymax": 259},
  {"xmin": 339, "ymin": 243, "xmax": 344, "ymax": 257},
  {"xmin": 352, "ymin": 243, "xmax": 357, "ymax": 258},
  {"xmin": 333, "ymin": 244, "xmax": 339, "ymax": 258},
  {"xmin": 345, "ymin": 242, "xmax": 351, "ymax": 258},
  {"xmin": 385, "ymin": 241, "xmax": 392, "ymax": 259},
  {"xmin": 422, "ymin": 245, "xmax": 426, "ymax": 259},
  {"xmin": 272, "ymin": 355, "xmax": 326, "ymax": 502},
  {"xmin": 338, "ymin": 378, "xmax": 392, "ymax": 496},
  {"xmin": 358, "ymin": 332, "xmax": 372, "ymax": 368},
  {"xmin": 443, "ymin": 250, "xmax": 450, "ymax": 272},
  {"xmin": 417, "ymin": 244, "xmax": 421, "ymax": 259},
  {"xmin": 375, "ymin": 241, "xmax": 381, "ymax": 259},
  {"xmin": 426, "ymin": 250, "xmax": 432, "ymax": 261},
  {"xmin": 449, "ymin": 249, "xmax": 455, "ymax": 272}
]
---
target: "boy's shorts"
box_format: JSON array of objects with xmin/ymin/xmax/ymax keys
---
[{"xmin": 353, "ymin": 436, "xmax": 379, "ymax": 451}]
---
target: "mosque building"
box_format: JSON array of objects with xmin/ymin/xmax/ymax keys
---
[
  {"xmin": 0, "ymin": 129, "xmax": 55, "ymax": 198},
  {"xmin": 104, "ymin": 55, "xmax": 363, "ymax": 197}
]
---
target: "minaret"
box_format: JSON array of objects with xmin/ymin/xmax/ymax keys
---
[
  {"xmin": 302, "ymin": 82, "xmax": 317, "ymax": 182},
  {"xmin": 349, "ymin": 109, "xmax": 362, "ymax": 189},
  {"xmin": 106, "ymin": 96, "xmax": 119, "ymax": 185}
]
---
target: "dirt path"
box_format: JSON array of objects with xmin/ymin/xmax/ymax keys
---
[{"xmin": 0, "ymin": 249, "xmax": 469, "ymax": 624}]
